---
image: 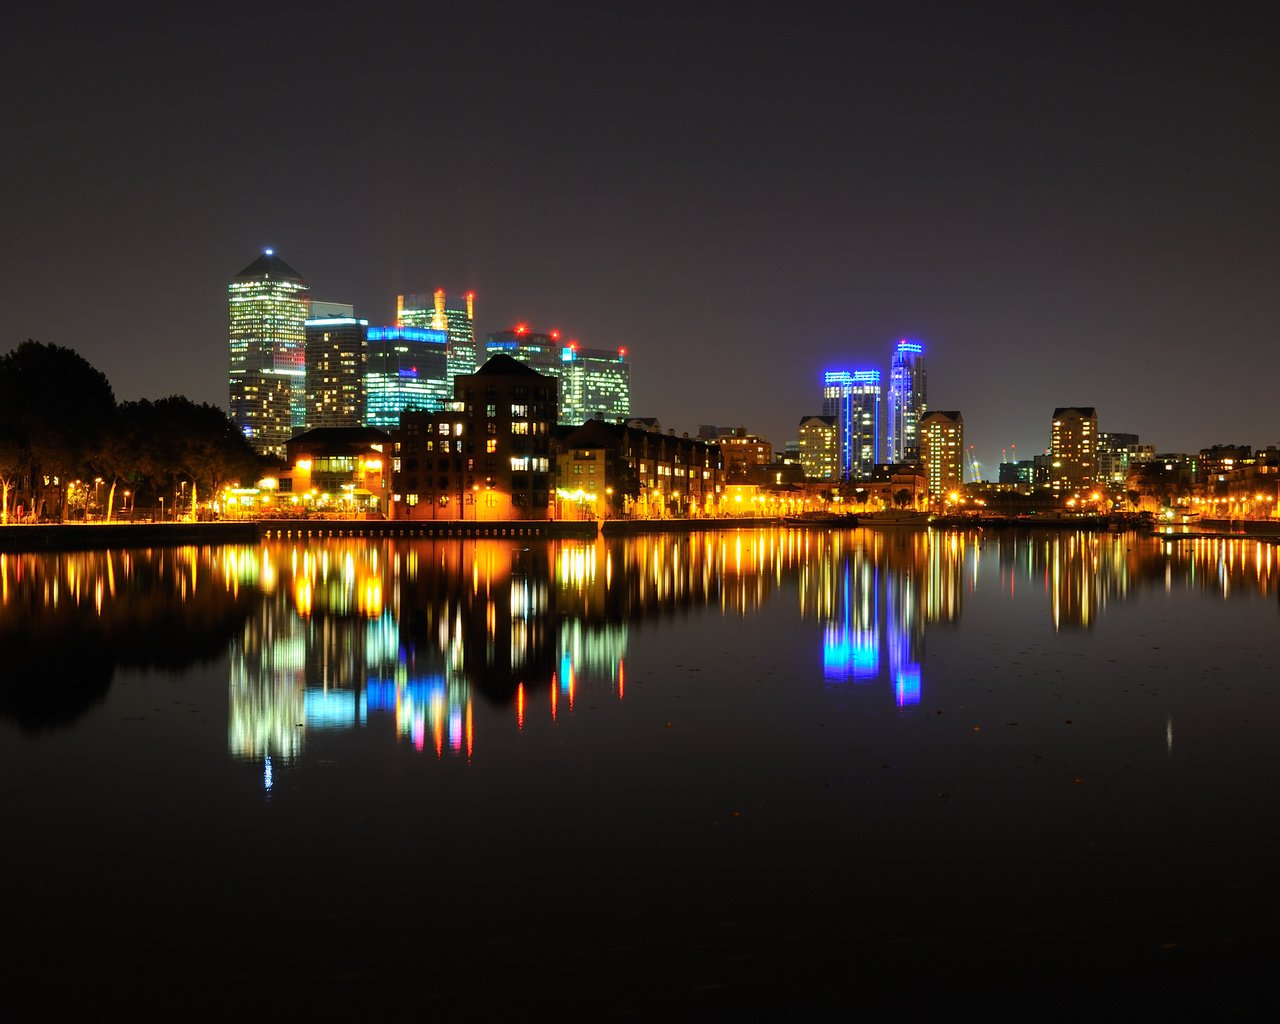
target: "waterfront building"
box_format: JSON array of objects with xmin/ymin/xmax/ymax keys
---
[
  {"xmin": 278, "ymin": 426, "xmax": 393, "ymax": 517},
  {"xmin": 822, "ymin": 370, "xmax": 881, "ymax": 479},
  {"xmin": 364, "ymin": 326, "xmax": 450, "ymax": 430},
  {"xmin": 919, "ymin": 410, "xmax": 964, "ymax": 499},
  {"xmin": 559, "ymin": 344, "xmax": 631, "ymax": 424},
  {"xmin": 392, "ymin": 354, "xmax": 558, "ymax": 520},
  {"xmin": 554, "ymin": 418, "xmax": 724, "ymax": 520},
  {"xmin": 797, "ymin": 415, "xmax": 839, "ymax": 481},
  {"xmin": 397, "ymin": 290, "xmax": 477, "ymax": 391},
  {"xmin": 887, "ymin": 340, "xmax": 927, "ymax": 462},
  {"xmin": 228, "ymin": 250, "xmax": 311, "ymax": 457},
  {"xmin": 305, "ymin": 315, "xmax": 368, "ymax": 429},
  {"xmin": 720, "ymin": 428, "xmax": 773, "ymax": 483},
  {"xmin": 1049, "ymin": 407, "xmax": 1098, "ymax": 497}
]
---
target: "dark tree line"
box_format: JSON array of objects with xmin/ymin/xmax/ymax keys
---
[{"xmin": 0, "ymin": 340, "xmax": 266, "ymax": 521}]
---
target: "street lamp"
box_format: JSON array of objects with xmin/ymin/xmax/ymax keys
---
[{"xmin": 159, "ymin": 496, "xmax": 165, "ymax": 522}]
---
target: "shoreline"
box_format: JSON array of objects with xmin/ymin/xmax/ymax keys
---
[{"xmin": 3, "ymin": 514, "xmax": 1278, "ymax": 553}]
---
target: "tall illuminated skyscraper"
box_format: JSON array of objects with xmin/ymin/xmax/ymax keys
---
[
  {"xmin": 364, "ymin": 326, "xmax": 450, "ymax": 429},
  {"xmin": 887, "ymin": 339, "xmax": 927, "ymax": 463},
  {"xmin": 228, "ymin": 250, "xmax": 310, "ymax": 457},
  {"xmin": 1050, "ymin": 406, "xmax": 1098, "ymax": 496},
  {"xmin": 305, "ymin": 314, "xmax": 368, "ymax": 429},
  {"xmin": 823, "ymin": 370, "xmax": 881, "ymax": 479},
  {"xmin": 397, "ymin": 290, "xmax": 476, "ymax": 390},
  {"xmin": 559, "ymin": 344, "xmax": 631, "ymax": 424}
]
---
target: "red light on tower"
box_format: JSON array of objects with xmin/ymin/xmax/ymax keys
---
[
  {"xmin": 515, "ymin": 323, "xmax": 528, "ymax": 336},
  {"xmin": 550, "ymin": 329, "xmax": 560, "ymax": 341},
  {"xmin": 619, "ymin": 346, "xmax": 628, "ymax": 358}
]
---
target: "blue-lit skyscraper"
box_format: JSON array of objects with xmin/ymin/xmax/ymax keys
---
[
  {"xmin": 397, "ymin": 290, "xmax": 477, "ymax": 391},
  {"xmin": 822, "ymin": 369, "xmax": 881, "ymax": 479},
  {"xmin": 364, "ymin": 326, "xmax": 450, "ymax": 429},
  {"xmin": 887, "ymin": 339, "xmax": 927, "ymax": 463}
]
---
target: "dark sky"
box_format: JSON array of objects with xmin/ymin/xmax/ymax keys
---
[{"xmin": 3, "ymin": 1, "xmax": 1277, "ymax": 468}]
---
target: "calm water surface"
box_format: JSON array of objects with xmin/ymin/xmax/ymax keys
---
[{"xmin": 2, "ymin": 528, "xmax": 1277, "ymax": 1013}]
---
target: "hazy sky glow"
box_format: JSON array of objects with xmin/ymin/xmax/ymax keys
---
[{"xmin": 3, "ymin": 2, "xmax": 1276, "ymax": 468}]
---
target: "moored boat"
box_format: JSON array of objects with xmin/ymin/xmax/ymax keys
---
[{"xmin": 857, "ymin": 510, "xmax": 933, "ymax": 529}]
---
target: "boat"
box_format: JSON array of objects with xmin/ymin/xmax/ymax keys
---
[
  {"xmin": 781, "ymin": 512, "xmax": 856, "ymax": 527},
  {"xmin": 857, "ymin": 510, "xmax": 933, "ymax": 529}
]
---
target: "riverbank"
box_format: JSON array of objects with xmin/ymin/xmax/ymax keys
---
[
  {"xmin": 6, "ymin": 513, "xmax": 1278, "ymax": 553},
  {"xmin": 0, "ymin": 516, "xmax": 777, "ymax": 552}
]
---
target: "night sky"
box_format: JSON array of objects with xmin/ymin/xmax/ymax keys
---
[{"xmin": 3, "ymin": 2, "xmax": 1277, "ymax": 470}]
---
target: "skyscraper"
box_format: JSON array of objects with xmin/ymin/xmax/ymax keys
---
[
  {"xmin": 559, "ymin": 344, "xmax": 631, "ymax": 424},
  {"xmin": 228, "ymin": 250, "xmax": 311, "ymax": 457},
  {"xmin": 823, "ymin": 370, "xmax": 881, "ymax": 479},
  {"xmin": 887, "ymin": 339, "xmax": 927, "ymax": 463},
  {"xmin": 1050, "ymin": 407, "xmax": 1099, "ymax": 496},
  {"xmin": 920, "ymin": 410, "xmax": 964, "ymax": 498},
  {"xmin": 484, "ymin": 326, "xmax": 563, "ymax": 376},
  {"xmin": 305, "ymin": 315, "xmax": 369, "ymax": 429},
  {"xmin": 364, "ymin": 326, "xmax": 450, "ymax": 430},
  {"xmin": 397, "ymin": 290, "xmax": 476, "ymax": 391}
]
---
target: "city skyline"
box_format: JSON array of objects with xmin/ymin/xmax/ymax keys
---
[{"xmin": 3, "ymin": 5, "xmax": 1277, "ymax": 466}]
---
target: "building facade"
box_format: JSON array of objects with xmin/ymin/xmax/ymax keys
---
[
  {"xmin": 392, "ymin": 354, "xmax": 558, "ymax": 520},
  {"xmin": 560, "ymin": 345, "xmax": 631, "ymax": 424},
  {"xmin": 920, "ymin": 410, "xmax": 964, "ymax": 499},
  {"xmin": 364, "ymin": 326, "xmax": 450, "ymax": 430},
  {"xmin": 228, "ymin": 250, "xmax": 311, "ymax": 457},
  {"xmin": 797, "ymin": 415, "xmax": 839, "ymax": 481},
  {"xmin": 887, "ymin": 339, "xmax": 927, "ymax": 462},
  {"xmin": 720, "ymin": 429, "xmax": 773, "ymax": 483},
  {"xmin": 823, "ymin": 369, "xmax": 881, "ymax": 479},
  {"xmin": 554, "ymin": 419, "xmax": 724, "ymax": 519},
  {"xmin": 305, "ymin": 316, "xmax": 368, "ymax": 429},
  {"xmin": 278, "ymin": 426, "xmax": 393, "ymax": 517},
  {"xmin": 397, "ymin": 289, "xmax": 476, "ymax": 391},
  {"xmin": 1050, "ymin": 407, "xmax": 1099, "ymax": 497}
]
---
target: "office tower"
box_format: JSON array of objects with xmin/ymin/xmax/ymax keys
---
[
  {"xmin": 228, "ymin": 250, "xmax": 311, "ymax": 457},
  {"xmin": 484, "ymin": 326, "xmax": 563, "ymax": 376},
  {"xmin": 397, "ymin": 290, "xmax": 476, "ymax": 389},
  {"xmin": 920, "ymin": 410, "xmax": 964, "ymax": 498},
  {"xmin": 1050, "ymin": 407, "xmax": 1099, "ymax": 496},
  {"xmin": 797, "ymin": 415, "xmax": 839, "ymax": 480},
  {"xmin": 822, "ymin": 369, "xmax": 881, "ymax": 479},
  {"xmin": 887, "ymin": 339, "xmax": 927, "ymax": 462},
  {"xmin": 305, "ymin": 315, "xmax": 369, "ymax": 429},
  {"xmin": 559, "ymin": 344, "xmax": 631, "ymax": 424},
  {"xmin": 364, "ymin": 326, "xmax": 450, "ymax": 430}
]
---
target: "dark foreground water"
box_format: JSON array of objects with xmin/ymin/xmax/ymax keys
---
[{"xmin": 1, "ymin": 528, "xmax": 1277, "ymax": 1015}]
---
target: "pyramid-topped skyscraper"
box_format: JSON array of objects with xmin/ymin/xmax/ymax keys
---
[{"xmin": 228, "ymin": 250, "xmax": 310, "ymax": 457}]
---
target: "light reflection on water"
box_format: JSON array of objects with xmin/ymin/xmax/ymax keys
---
[
  {"xmin": 1, "ymin": 530, "xmax": 1275, "ymax": 751},
  {"xmin": 2, "ymin": 528, "xmax": 1280, "ymax": 1009}
]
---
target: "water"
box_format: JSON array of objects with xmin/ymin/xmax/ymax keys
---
[{"xmin": 2, "ymin": 528, "xmax": 1277, "ymax": 1013}]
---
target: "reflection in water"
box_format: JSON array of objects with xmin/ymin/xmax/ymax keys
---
[
  {"xmin": 0, "ymin": 547, "xmax": 251, "ymax": 730},
  {"xmin": 2, "ymin": 531, "xmax": 1276, "ymax": 760}
]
